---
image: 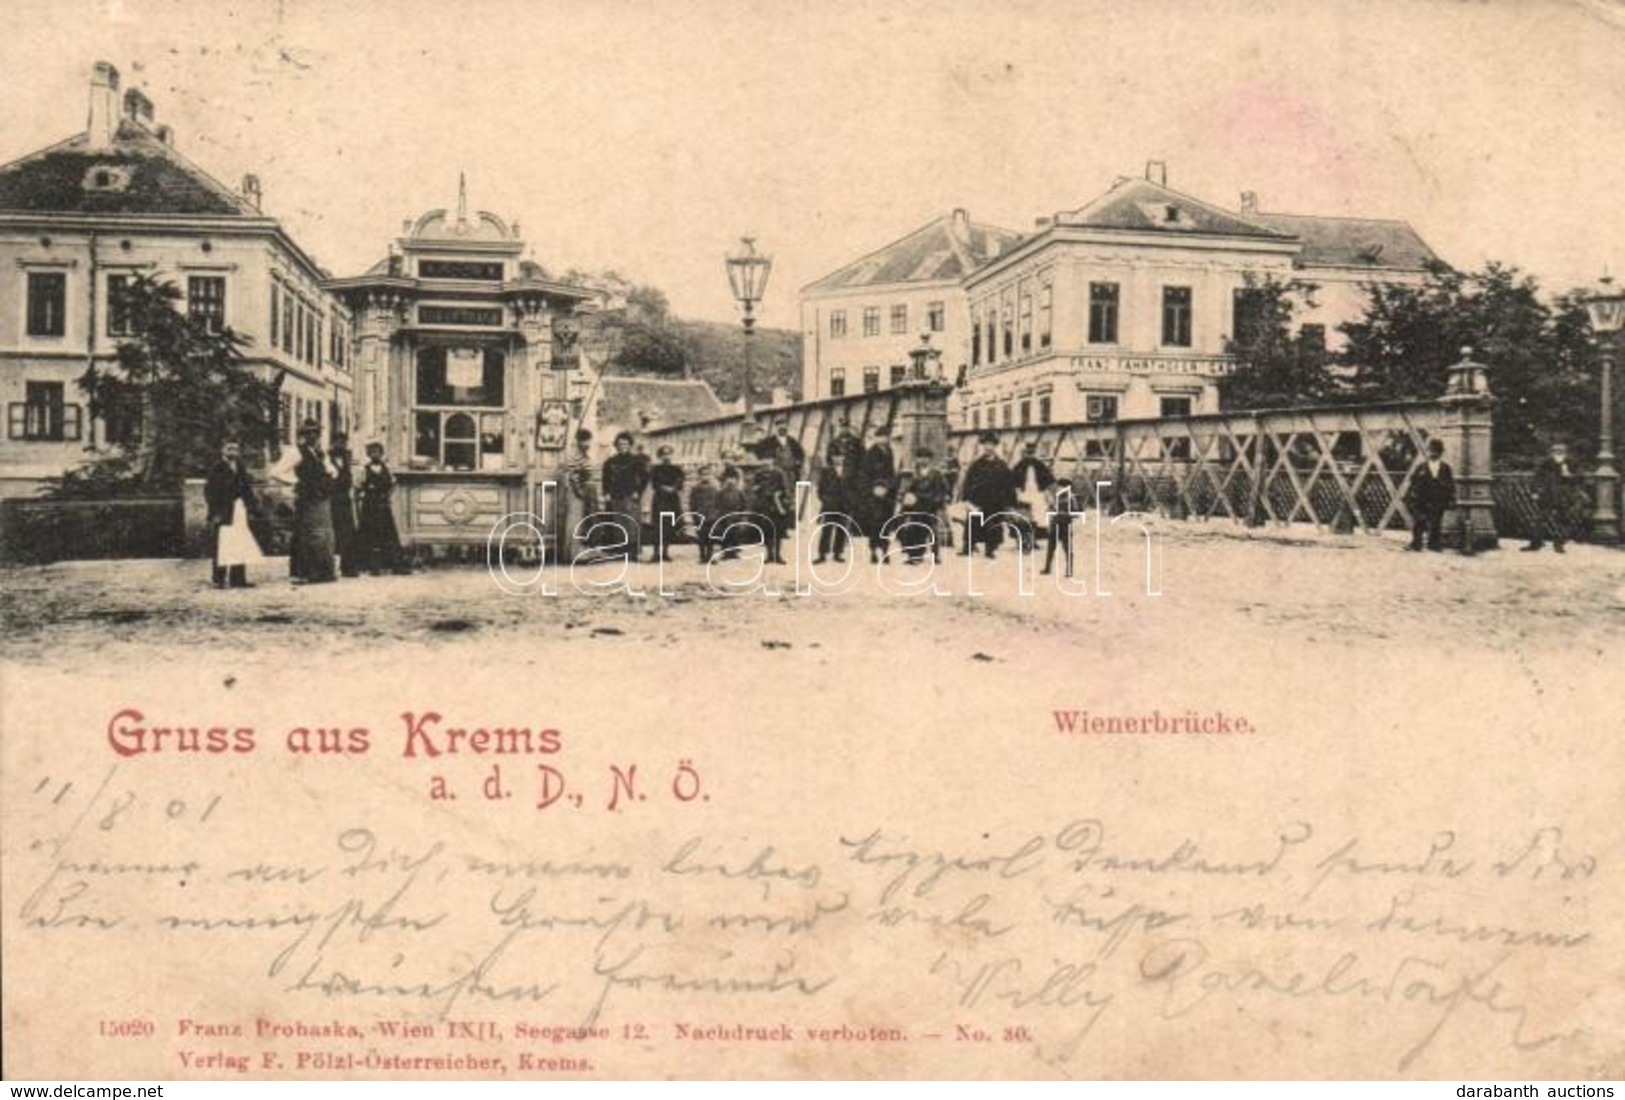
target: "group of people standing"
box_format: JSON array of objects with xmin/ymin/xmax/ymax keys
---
[
  {"xmin": 204, "ymin": 419, "xmax": 410, "ymax": 589},
  {"xmin": 565, "ymin": 419, "xmax": 802, "ymax": 565},
  {"xmin": 557, "ymin": 416, "xmax": 1087, "ymax": 575}
]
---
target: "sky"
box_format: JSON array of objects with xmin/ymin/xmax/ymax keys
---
[{"xmin": 2, "ymin": 0, "xmax": 1621, "ymax": 330}]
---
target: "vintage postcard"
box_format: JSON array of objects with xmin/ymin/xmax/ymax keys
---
[{"xmin": 2, "ymin": 0, "xmax": 1623, "ymax": 1083}]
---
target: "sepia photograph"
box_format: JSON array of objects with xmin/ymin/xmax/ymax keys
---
[{"xmin": 1, "ymin": 0, "xmax": 1622, "ymax": 1085}]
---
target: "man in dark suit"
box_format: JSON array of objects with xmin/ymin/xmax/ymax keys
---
[
  {"xmin": 960, "ymin": 431, "xmax": 1018, "ymax": 558},
  {"xmin": 1523, "ymin": 442, "xmax": 1575, "ymax": 553},
  {"xmin": 825, "ymin": 418, "xmax": 861, "ymax": 467},
  {"xmin": 858, "ymin": 425, "xmax": 897, "ymax": 563},
  {"xmin": 756, "ymin": 417, "xmax": 806, "ymax": 483},
  {"xmin": 1009, "ymin": 441, "xmax": 1054, "ymax": 551},
  {"xmin": 204, "ymin": 440, "xmax": 258, "ymax": 588},
  {"xmin": 1405, "ymin": 438, "xmax": 1455, "ymax": 552}
]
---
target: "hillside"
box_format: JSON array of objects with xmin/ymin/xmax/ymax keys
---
[{"xmin": 669, "ymin": 318, "xmax": 801, "ymax": 406}]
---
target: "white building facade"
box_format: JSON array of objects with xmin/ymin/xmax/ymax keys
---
[
  {"xmin": 804, "ymin": 173, "xmax": 1439, "ymax": 436},
  {"xmin": 799, "ymin": 209, "xmax": 1022, "ymax": 401},
  {"xmin": 0, "ymin": 62, "xmax": 353, "ymax": 496}
]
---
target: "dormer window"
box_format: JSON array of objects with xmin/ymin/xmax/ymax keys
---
[
  {"xmin": 1164, "ymin": 205, "xmax": 1180, "ymax": 223},
  {"xmin": 81, "ymin": 164, "xmax": 132, "ymax": 193}
]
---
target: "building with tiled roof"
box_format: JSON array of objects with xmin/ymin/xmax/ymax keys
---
[
  {"xmin": 954, "ymin": 167, "xmax": 1440, "ymax": 430},
  {"xmin": 0, "ymin": 62, "xmax": 353, "ymax": 496},
  {"xmin": 592, "ymin": 376, "xmax": 727, "ymax": 439},
  {"xmin": 1241, "ymin": 198, "xmax": 1440, "ymax": 353},
  {"xmin": 799, "ymin": 208, "xmax": 1022, "ymax": 401}
]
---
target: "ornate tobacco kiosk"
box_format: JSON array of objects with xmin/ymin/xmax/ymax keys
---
[{"xmin": 328, "ymin": 183, "xmax": 596, "ymax": 557}]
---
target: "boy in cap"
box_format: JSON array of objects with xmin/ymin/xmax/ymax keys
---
[
  {"xmin": 688, "ymin": 462, "xmax": 721, "ymax": 564},
  {"xmin": 1041, "ymin": 477, "xmax": 1084, "ymax": 577},
  {"xmin": 896, "ymin": 449, "xmax": 950, "ymax": 565},
  {"xmin": 713, "ymin": 467, "xmax": 750, "ymax": 560}
]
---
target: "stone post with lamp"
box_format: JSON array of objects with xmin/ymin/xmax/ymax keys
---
[
  {"xmin": 1438, "ymin": 346, "xmax": 1499, "ymax": 552},
  {"xmin": 1583, "ymin": 275, "xmax": 1623, "ymax": 544}
]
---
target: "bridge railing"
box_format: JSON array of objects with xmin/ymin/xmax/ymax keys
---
[
  {"xmin": 642, "ymin": 353, "xmax": 1500, "ymax": 548},
  {"xmin": 950, "ymin": 399, "xmax": 1450, "ymax": 534}
]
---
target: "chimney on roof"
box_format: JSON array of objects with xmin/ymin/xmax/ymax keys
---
[
  {"xmin": 241, "ymin": 174, "xmax": 262, "ymax": 211},
  {"xmin": 1145, "ymin": 160, "xmax": 1167, "ymax": 186},
  {"xmin": 155, "ymin": 124, "xmax": 173, "ymax": 147},
  {"xmin": 1240, "ymin": 191, "xmax": 1259, "ymax": 215},
  {"xmin": 123, "ymin": 87, "xmax": 155, "ymax": 127},
  {"xmin": 86, "ymin": 62, "xmax": 120, "ymax": 149},
  {"xmin": 1034, "ymin": 216, "xmax": 1052, "ymax": 229},
  {"xmin": 950, "ymin": 207, "xmax": 970, "ymax": 244}
]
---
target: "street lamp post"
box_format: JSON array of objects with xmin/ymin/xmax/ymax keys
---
[
  {"xmin": 1584, "ymin": 275, "xmax": 1624, "ymax": 545},
  {"xmin": 725, "ymin": 237, "xmax": 773, "ymax": 424}
]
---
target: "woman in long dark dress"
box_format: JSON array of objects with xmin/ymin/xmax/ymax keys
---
[
  {"xmin": 329, "ymin": 436, "xmax": 360, "ymax": 578},
  {"xmin": 284, "ymin": 419, "xmax": 337, "ymax": 584},
  {"xmin": 648, "ymin": 445, "xmax": 685, "ymax": 563},
  {"xmin": 357, "ymin": 441, "xmax": 410, "ymax": 575}
]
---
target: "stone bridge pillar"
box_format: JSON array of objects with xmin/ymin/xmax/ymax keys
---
[
  {"xmin": 1439, "ymin": 347, "xmax": 1498, "ymax": 551},
  {"xmin": 892, "ymin": 378, "xmax": 954, "ymax": 469}
]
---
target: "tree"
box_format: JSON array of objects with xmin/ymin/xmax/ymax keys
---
[
  {"xmin": 54, "ymin": 274, "xmax": 281, "ymax": 496},
  {"xmin": 1220, "ymin": 274, "xmax": 1329, "ymax": 408},
  {"xmin": 1338, "ymin": 261, "xmax": 1598, "ymax": 465}
]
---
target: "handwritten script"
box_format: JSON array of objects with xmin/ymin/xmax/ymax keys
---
[{"xmin": 12, "ymin": 776, "xmax": 1607, "ymax": 1076}]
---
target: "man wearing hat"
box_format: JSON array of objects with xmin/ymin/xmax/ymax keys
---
[
  {"xmin": 1010, "ymin": 441, "xmax": 1055, "ymax": 552},
  {"xmin": 756, "ymin": 417, "xmax": 806, "ymax": 483},
  {"xmin": 565, "ymin": 427, "xmax": 603, "ymax": 559},
  {"xmin": 648, "ymin": 444, "xmax": 685, "ymax": 563},
  {"xmin": 1523, "ymin": 441, "xmax": 1575, "ymax": 553},
  {"xmin": 857, "ymin": 423, "xmax": 898, "ymax": 563},
  {"xmin": 825, "ymin": 417, "xmax": 861, "ymax": 467},
  {"xmin": 960, "ymin": 431, "xmax": 1017, "ymax": 558},
  {"xmin": 1404, "ymin": 438, "xmax": 1455, "ymax": 553}
]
